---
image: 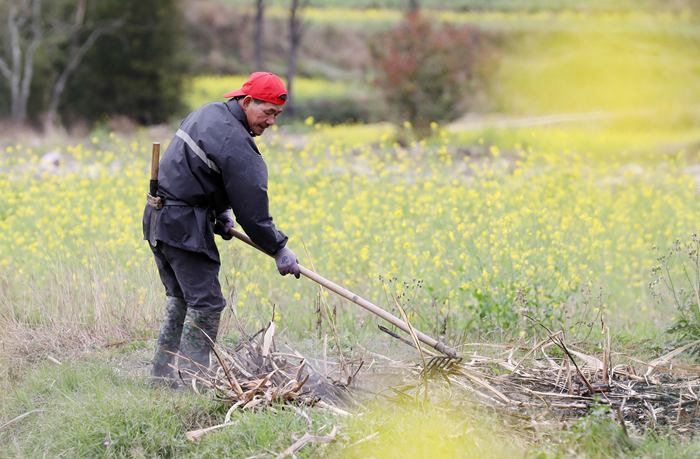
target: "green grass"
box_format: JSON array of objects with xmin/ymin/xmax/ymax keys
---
[
  {"xmin": 0, "ymin": 357, "xmax": 337, "ymax": 458},
  {"xmin": 339, "ymin": 398, "xmax": 525, "ymax": 458},
  {"xmin": 4, "ymin": 351, "xmax": 700, "ymax": 458},
  {"xmin": 534, "ymin": 403, "xmax": 700, "ymax": 458}
]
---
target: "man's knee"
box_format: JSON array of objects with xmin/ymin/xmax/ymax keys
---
[
  {"xmin": 186, "ymin": 291, "xmax": 226, "ymax": 314},
  {"xmin": 180, "ymin": 272, "xmax": 225, "ymax": 313},
  {"xmin": 160, "ymin": 244, "xmax": 225, "ymax": 313}
]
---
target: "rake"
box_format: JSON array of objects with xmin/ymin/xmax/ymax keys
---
[
  {"xmin": 149, "ymin": 143, "xmax": 458, "ymax": 359},
  {"xmin": 227, "ymin": 227, "xmax": 457, "ymax": 358}
]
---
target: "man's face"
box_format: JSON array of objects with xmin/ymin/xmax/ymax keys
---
[{"xmin": 240, "ymin": 97, "xmax": 283, "ymax": 136}]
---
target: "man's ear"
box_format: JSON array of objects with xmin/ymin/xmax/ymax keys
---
[{"xmin": 240, "ymin": 96, "xmax": 252, "ymax": 110}]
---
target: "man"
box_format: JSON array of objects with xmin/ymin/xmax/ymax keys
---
[{"xmin": 143, "ymin": 72, "xmax": 300, "ymax": 386}]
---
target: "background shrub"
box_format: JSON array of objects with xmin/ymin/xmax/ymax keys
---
[{"xmin": 370, "ymin": 12, "xmax": 490, "ymax": 136}]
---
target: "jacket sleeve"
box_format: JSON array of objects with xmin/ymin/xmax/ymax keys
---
[{"xmin": 216, "ymin": 137, "xmax": 288, "ymax": 255}]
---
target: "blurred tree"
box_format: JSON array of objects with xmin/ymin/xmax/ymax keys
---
[
  {"xmin": 0, "ymin": 0, "xmax": 122, "ymax": 126},
  {"xmin": 62, "ymin": 0, "xmax": 189, "ymax": 125},
  {"xmin": 44, "ymin": 0, "xmax": 122, "ymax": 128},
  {"xmin": 285, "ymin": 0, "xmax": 308, "ymax": 115},
  {"xmin": 255, "ymin": 0, "xmax": 265, "ymax": 70},
  {"xmin": 0, "ymin": 0, "xmax": 42, "ymax": 123},
  {"xmin": 370, "ymin": 12, "xmax": 486, "ymax": 137}
]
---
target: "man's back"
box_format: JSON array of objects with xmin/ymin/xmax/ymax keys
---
[{"xmin": 143, "ymin": 100, "xmax": 287, "ymax": 261}]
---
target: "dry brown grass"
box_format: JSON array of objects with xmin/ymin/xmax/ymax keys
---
[{"xmin": 0, "ymin": 318, "xmax": 111, "ymax": 383}]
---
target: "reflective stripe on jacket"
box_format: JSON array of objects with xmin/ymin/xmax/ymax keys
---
[{"xmin": 142, "ymin": 100, "xmax": 288, "ymax": 262}]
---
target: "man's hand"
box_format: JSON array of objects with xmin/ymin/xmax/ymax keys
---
[
  {"xmin": 213, "ymin": 209, "xmax": 234, "ymax": 240},
  {"xmin": 274, "ymin": 246, "xmax": 300, "ymax": 278}
]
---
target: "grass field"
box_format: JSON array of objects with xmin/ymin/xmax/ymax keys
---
[
  {"xmin": 3, "ymin": 123, "xmax": 699, "ymax": 340},
  {"xmin": 212, "ymin": 3, "xmax": 696, "ymax": 32},
  {"xmin": 215, "ymin": 0, "xmax": 660, "ymax": 13},
  {"xmin": 2, "ymin": 118, "xmax": 700, "ymax": 455}
]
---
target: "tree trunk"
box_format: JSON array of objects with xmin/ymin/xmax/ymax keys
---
[
  {"xmin": 8, "ymin": 4, "xmax": 23, "ymax": 122},
  {"xmin": 286, "ymin": 0, "xmax": 305, "ymax": 115},
  {"xmin": 45, "ymin": 29, "xmax": 102, "ymax": 129},
  {"xmin": 45, "ymin": 8, "xmax": 120, "ymax": 130},
  {"xmin": 254, "ymin": 0, "xmax": 265, "ymax": 70},
  {"xmin": 0, "ymin": 0, "xmax": 42, "ymax": 124}
]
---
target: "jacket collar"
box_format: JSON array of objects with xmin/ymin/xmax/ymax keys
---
[{"xmin": 225, "ymin": 99, "xmax": 254, "ymax": 136}]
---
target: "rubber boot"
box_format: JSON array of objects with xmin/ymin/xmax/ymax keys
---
[
  {"xmin": 178, "ymin": 308, "xmax": 222, "ymax": 381},
  {"xmin": 150, "ymin": 296, "xmax": 187, "ymax": 388}
]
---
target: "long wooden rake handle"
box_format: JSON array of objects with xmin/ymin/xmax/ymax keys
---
[{"xmin": 228, "ymin": 228, "xmax": 458, "ymax": 358}]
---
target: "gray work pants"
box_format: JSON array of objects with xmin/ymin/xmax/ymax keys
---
[{"xmin": 150, "ymin": 241, "xmax": 226, "ymax": 313}]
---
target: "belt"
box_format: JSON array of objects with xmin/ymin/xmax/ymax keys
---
[
  {"xmin": 146, "ymin": 194, "xmax": 208, "ymax": 247},
  {"xmin": 146, "ymin": 194, "xmax": 206, "ymax": 210},
  {"xmin": 163, "ymin": 199, "xmax": 195, "ymax": 207}
]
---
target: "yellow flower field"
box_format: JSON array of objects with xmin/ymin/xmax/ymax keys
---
[{"xmin": 1, "ymin": 125, "xmax": 698, "ymax": 341}]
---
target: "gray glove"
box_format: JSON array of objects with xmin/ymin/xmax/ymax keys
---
[
  {"xmin": 274, "ymin": 246, "xmax": 300, "ymax": 278},
  {"xmin": 213, "ymin": 209, "xmax": 234, "ymax": 240}
]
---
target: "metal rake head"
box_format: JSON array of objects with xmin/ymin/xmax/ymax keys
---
[{"xmin": 422, "ymin": 355, "xmax": 463, "ymax": 376}]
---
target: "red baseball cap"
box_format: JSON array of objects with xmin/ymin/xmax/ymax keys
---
[{"xmin": 223, "ymin": 72, "xmax": 288, "ymax": 105}]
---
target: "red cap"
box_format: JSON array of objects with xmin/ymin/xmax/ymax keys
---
[{"xmin": 223, "ymin": 72, "xmax": 288, "ymax": 105}]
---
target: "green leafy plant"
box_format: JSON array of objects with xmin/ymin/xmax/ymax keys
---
[
  {"xmin": 650, "ymin": 234, "xmax": 700, "ymax": 355},
  {"xmin": 568, "ymin": 403, "xmax": 633, "ymax": 457}
]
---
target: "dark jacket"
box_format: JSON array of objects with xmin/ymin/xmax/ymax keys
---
[{"xmin": 143, "ymin": 100, "xmax": 288, "ymax": 262}]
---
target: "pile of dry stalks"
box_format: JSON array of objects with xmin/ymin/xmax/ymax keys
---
[
  {"xmin": 178, "ymin": 319, "xmax": 358, "ymax": 446},
  {"xmin": 178, "ymin": 320, "xmax": 356, "ymax": 418},
  {"xmin": 385, "ymin": 325, "xmax": 700, "ymax": 435}
]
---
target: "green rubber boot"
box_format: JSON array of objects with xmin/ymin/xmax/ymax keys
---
[
  {"xmin": 150, "ymin": 296, "xmax": 187, "ymax": 388},
  {"xmin": 178, "ymin": 308, "xmax": 222, "ymax": 381}
]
